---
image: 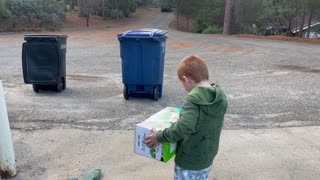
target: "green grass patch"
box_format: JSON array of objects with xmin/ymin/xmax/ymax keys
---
[
  {"xmin": 131, "ymin": 8, "xmax": 145, "ymax": 18},
  {"xmin": 202, "ymin": 25, "xmax": 223, "ymax": 34}
]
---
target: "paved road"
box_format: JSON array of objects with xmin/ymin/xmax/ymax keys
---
[{"xmin": 0, "ymin": 8, "xmax": 319, "ymax": 131}]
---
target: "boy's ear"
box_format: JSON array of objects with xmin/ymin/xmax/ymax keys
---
[{"xmin": 181, "ymin": 76, "xmax": 188, "ymax": 83}]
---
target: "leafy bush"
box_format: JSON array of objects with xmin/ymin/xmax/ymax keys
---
[
  {"xmin": 202, "ymin": 25, "xmax": 223, "ymax": 34},
  {"xmin": 110, "ymin": 9, "xmax": 124, "ymax": 19},
  {"xmin": 192, "ymin": 20, "xmax": 207, "ymax": 33},
  {"xmin": 0, "ymin": 0, "xmax": 10, "ymax": 17},
  {"xmin": 240, "ymin": 24, "xmax": 259, "ymax": 35},
  {"xmin": 34, "ymin": 0, "xmax": 65, "ymax": 23},
  {"xmin": 5, "ymin": 0, "xmax": 65, "ymax": 24},
  {"xmin": 106, "ymin": 0, "xmax": 140, "ymax": 19},
  {"xmin": 118, "ymin": 0, "xmax": 134, "ymax": 17}
]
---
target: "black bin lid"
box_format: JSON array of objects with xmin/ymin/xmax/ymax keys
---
[{"xmin": 24, "ymin": 35, "xmax": 68, "ymax": 42}]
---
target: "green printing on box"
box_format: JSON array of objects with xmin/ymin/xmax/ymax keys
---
[{"xmin": 162, "ymin": 142, "xmax": 175, "ymax": 162}]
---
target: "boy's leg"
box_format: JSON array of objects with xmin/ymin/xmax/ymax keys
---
[{"xmin": 174, "ymin": 164, "xmax": 212, "ymax": 180}]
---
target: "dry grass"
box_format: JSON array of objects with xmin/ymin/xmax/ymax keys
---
[
  {"xmin": 232, "ymin": 34, "xmax": 320, "ymax": 43},
  {"xmin": 167, "ymin": 39, "xmax": 194, "ymax": 49}
]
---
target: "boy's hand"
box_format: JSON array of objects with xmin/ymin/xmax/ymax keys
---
[{"xmin": 144, "ymin": 129, "xmax": 160, "ymax": 149}]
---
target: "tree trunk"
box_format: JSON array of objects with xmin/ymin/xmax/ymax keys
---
[
  {"xmin": 78, "ymin": 0, "xmax": 86, "ymax": 17},
  {"xmin": 223, "ymin": 0, "xmax": 233, "ymax": 35},
  {"xmin": 299, "ymin": 5, "xmax": 306, "ymax": 38},
  {"xmin": 231, "ymin": 0, "xmax": 239, "ymax": 34},
  {"xmin": 102, "ymin": 0, "xmax": 105, "ymax": 17},
  {"xmin": 287, "ymin": 21, "xmax": 292, "ymax": 36},
  {"xmin": 186, "ymin": 18, "xmax": 189, "ymax": 32},
  {"xmin": 295, "ymin": 14, "xmax": 298, "ymax": 37},
  {"xmin": 63, "ymin": 0, "xmax": 67, "ymax": 12},
  {"xmin": 306, "ymin": 9, "xmax": 314, "ymax": 38},
  {"xmin": 176, "ymin": 11, "xmax": 179, "ymax": 30},
  {"xmin": 87, "ymin": 14, "xmax": 89, "ymax": 27},
  {"xmin": 11, "ymin": 17, "xmax": 16, "ymax": 29},
  {"xmin": 294, "ymin": 2, "xmax": 299, "ymax": 37},
  {"xmin": 70, "ymin": 0, "xmax": 75, "ymax": 12}
]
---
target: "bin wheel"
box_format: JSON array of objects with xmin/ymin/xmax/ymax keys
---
[
  {"xmin": 33, "ymin": 84, "xmax": 40, "ymax": 93},
  {"xmin": 62, "ymin": 77, "xmax": 66, "ymax": 90},
  {"xmin": 56, "ymin": 78, "xmax": 64, "ymax": 92},
  {"xmin": 153, "ymin": 85, "xmax": 160, "ymax": 101},
  {"xmin": 123, "ymin": 84, "xmax": 129, "ymax": 100}
]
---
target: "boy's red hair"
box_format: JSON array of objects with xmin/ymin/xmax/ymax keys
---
[{"xmin": 177, "ymin": 55, "xmax": 209, "ymax": 83}]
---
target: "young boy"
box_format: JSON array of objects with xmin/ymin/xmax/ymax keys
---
[{"xmin": 144, "ymin": 55, "xmax": 228, "ymax": 180}]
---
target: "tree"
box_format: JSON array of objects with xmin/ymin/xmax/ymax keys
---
[
  {"xmin": 174, "ymin": 0, "xmax": 225, "ymax": 33},
  {"xmin": 258, "ymin": 0, "xmax": 320, "ymax": 37},
  {"xmin": 305, "ymin": 0, "xmax": 320, "ymax": 38},
  {"xmin": 259, "ymin": 0, "xmax": 299, "ymax": 35},
  {"xmin": 0, "ymin": 0, "xmax": 10, "ymax": 18},
  {"xmin": 77, "ymin": 0, "xmax": 99, "ymax": 26},
  {"xmin": 106, "ymin": 0, "xmax": 139, "ymax": 19},
  {"xmin": 297, "ymin": 0, "xmax": 306, "ymax": 37},
  {"xmin": 5, "ymin": 0, "xmax": 37, "ymax": 21},
  {"xmin": 78, "ymin": 0, "xmax": 86, "ymax": 17},
  {"xmin": 70, "ymin": 0, "xmax": 75, "ymax": 12},
  {"xmin": 5, "ymin": 0, "xmax": 65, "ymax": 28},
  {"xmin": 235, "ymin": 0, "xmax": 264, "ymax": 34},
  {"xmin": 223, "ymin": 0, "xmax": 233, "ymax": 35},
  {"xmin": 34, "ymin": 0, "xmax": 65, "ymax": 26},
  {"xmin": 5, "ymin": 0, "xmax": 37, "ymax": 28},
  {"xmin": 62, "ymin": 0, "xmax": 67, "ymax": 12}
]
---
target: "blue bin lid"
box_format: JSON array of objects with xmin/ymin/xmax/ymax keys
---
[{"xmin": 118, "ymin": 28, "xmax": 168, "ymax": 39}]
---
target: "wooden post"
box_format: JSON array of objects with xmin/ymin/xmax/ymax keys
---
[{"xmin": 0, "ymin": 81, "xmax": 17, "ymax": 178}]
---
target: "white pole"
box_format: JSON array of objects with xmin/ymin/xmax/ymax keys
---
[{"xmin": 0, "ymin": 81, "xmax": 17, "ymax": 178}]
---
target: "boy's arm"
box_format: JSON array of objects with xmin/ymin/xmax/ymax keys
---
[{"xmin": 156, "ymin": 101, "xmax": 198, "ymax": 143}]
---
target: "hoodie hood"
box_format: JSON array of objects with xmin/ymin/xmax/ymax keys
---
[{"xmin": 185, "ymin": 84, "xmax": 226, "ymax": 106}]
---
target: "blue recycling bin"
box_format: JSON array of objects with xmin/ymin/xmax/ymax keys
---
[{"xmin": 118, "ymin": 29, "xmax": 168, "ymax": 101}]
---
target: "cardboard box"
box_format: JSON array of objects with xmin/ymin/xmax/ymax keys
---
[{"xmin": 134, "ymin": 107, "xmax": 180, "ymax": 162}]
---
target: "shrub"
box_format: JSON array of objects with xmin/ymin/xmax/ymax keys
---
[
  {"xmin": 5, "ymin": 0, "xmax": 65, "ymax": 24},
  {"xmin": 240, "ymin": 24, "xmax": 259, "ymax": 35},
  {"xmin": 202, "ymin": 25, "xmax": 223, "ymax": 34},
  {"xmin": 34, "ymin": 0, "xmax": 65, "ymax": 24},
  {"xmin": 110, "ymin": 9, "xmax": 124, "ymax": 19},
  {"xmin": 106, "ymin": 0, "xmax": 140, "ymax": 19},
  {"xmin": 0, "ymin": 0, "xmax": 10, "ymax": 17}
]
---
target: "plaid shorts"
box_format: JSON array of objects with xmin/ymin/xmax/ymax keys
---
[{"xmin": 174, "ymin": 164, "xmax": 213, "ymax": 180}]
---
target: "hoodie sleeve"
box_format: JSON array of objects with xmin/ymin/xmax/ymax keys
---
[{"xmin": 156, "ymin": 100, "xmax": 199, "ymax": 143}]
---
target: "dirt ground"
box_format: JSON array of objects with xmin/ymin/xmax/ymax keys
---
[
  {"xmin": 232, "ymin": 34, "xmax": 320, "ymax": 44},
  {"xmin": 61, "ymin": 8, "xmax": 150, "ymax": 30},
  {"xmin": 0, "ymin": 8, "xmax": 320, "ymax": 180}
]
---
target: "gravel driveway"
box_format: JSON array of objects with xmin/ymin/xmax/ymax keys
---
[{"xmin": 0, "ymin": 8, "xmax": 319, "ymax": 132}]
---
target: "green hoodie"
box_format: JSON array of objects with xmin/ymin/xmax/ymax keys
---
[{"xmin": 156, "ymin": 84, "xmax": 227, "ymax": 170}]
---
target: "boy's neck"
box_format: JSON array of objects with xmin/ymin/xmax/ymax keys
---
[{"xmin": 195, "ymin": 80, "xmax": 211, "ymax": 88}]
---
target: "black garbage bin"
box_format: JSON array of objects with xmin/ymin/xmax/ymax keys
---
[{"xmin": 22, "ymin": 35, "xmax": 67, "ymax": 93}]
